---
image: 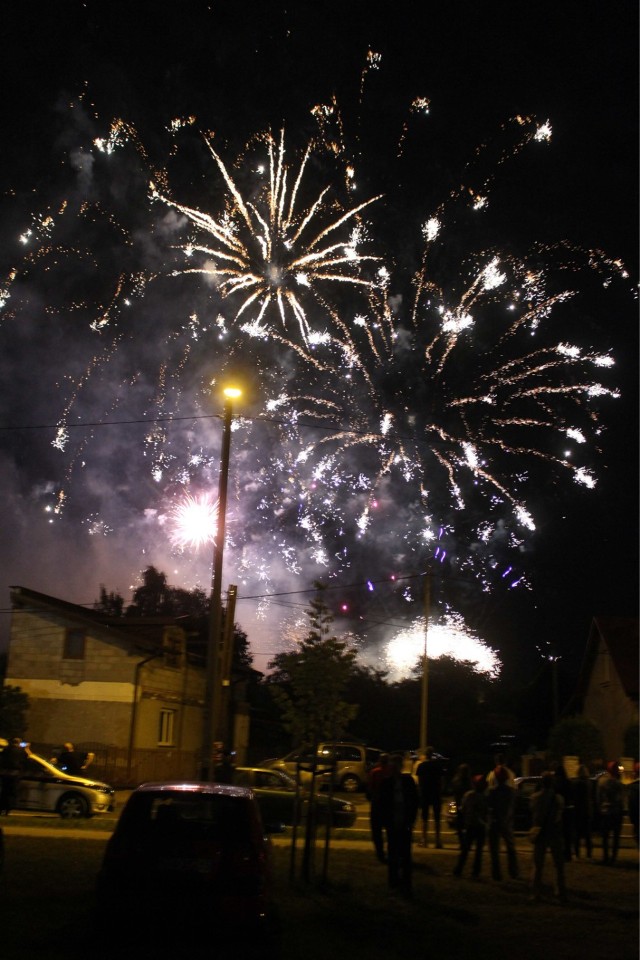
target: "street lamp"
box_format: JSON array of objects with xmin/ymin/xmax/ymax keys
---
[{"xmin": 202, "ymin": 385, "xmax": 241, "ymax": 780}]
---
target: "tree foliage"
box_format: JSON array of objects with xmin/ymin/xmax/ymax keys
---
[
  {"xmin": 94, "ymin": 586, "xmax": 124, "ymax": 617},
  {"xmin": 267, "ymin": 584, "xmax": 359, "ymax": 745},
  {"xmin": 93, "ymin": 566, "xmax": 253, "ymax": 673},
  {"xmin": 547, "ymin": 716, "xmax": 605, "ymax": 764}
]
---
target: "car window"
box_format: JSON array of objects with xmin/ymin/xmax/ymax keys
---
[
  {"xmin": 24, "ymin": 757, "xmax": 52, "ymax": 778},
  {"xmin": 260, "ymin": 772, "xmax": 286, "ymax": 789},
  {"xmin": 339, "ymin": 746, "xmax": 361, "ymax": 762},
  {"xmin": 122, "ymin": 793, "xmax": 251, "ymax": 842}
]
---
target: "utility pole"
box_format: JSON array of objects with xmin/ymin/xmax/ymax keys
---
[
  {"xmin": 217, "ymin": 584, "xmax": 238, "ymax": 749},
  {"xmin": 201, "ymin": 387, "xmax": 241, "ymax": 780},
  {"xmin": 419, "ymin": 571, "xmax": 431, "ymax": 753}
]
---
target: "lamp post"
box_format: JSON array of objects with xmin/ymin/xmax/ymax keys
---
[
  {"xmin": 202, "ymin": 385, "xmax": 241, "ymax": 780},
  {"xmin": 419, "ymin": 570, "xmax": 431, "ymax": 753}
]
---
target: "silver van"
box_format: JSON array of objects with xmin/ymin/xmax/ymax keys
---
[{"xmin": 263, "ymin": 741, "xmax": 384, "ymax": 793}]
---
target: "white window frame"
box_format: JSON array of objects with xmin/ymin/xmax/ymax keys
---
[{"xmin": 158, "ymin": 709, "xmax": 176, "ymax": 746}]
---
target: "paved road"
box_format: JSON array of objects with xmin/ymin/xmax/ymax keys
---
[{"xmin": 1, "ymin": 791, "xmax": 636, "ymax": 858}]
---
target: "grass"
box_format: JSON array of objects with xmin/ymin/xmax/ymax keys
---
[{"xmin": 0, "ymin": 828, "xmax": 637, "ymax": 960}]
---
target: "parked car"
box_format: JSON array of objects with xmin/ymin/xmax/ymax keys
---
[
  {"xmin": 233, "ymin": 766, "xmax": 357, "ymax": 827},
  {"xmin": 262, "ymin": 741, "xmax": 384, "ymax": 793},
  {"xmin": 0, "ymin": 739, "xmax": 115, "ymax": 818},
  {"xmin": 96, "ymin": 781, "xmax": 282, "ymax": 952}
]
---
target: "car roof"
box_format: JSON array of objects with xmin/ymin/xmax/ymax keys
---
[
  {"xmin": 133, "ymin": 780, "xmax": 254, "ymax": 799},
  {"xmin": 236, "ymin": 766, "xmax": 288, "ymax": 774}
]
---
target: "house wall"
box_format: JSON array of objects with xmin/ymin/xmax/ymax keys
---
[
  {"xmin": 131, "ymin": 658, "xmax": 205, "ymax": 752},
  {"xmin": 582, "ymin": 634, "xmax": 639, "ymax": 761},
  {"xmin": 5, "ymin": 606, "xmax": 205, "ymax": 755}
]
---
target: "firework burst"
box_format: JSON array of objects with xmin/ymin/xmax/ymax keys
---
[
  {"xmin": 152, "ymin": 129, "xmax": 393, "ymax": 378},
  {"xmin": 165, "ymin": 492, "xmax": 218, "ymax": 550},
  {"xmin": 0, "ymin": 59, "xmax": 631, "ymax": 622}
]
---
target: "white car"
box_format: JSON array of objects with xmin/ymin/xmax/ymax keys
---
[{"xmin": 0, "ymin": 740, "xmax": 115, "ymax": 818}]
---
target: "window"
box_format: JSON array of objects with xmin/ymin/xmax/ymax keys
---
[
  {"xmin": 162, "ymin": 628, "xmax": 183, "ymax": 668},
  {"xmin": 63, "ymin": 628, "xmax": 86, "ymax": 660},
  {"xmin": 158, "ymin": 709, "xmax": 176, "ymax": 746}
]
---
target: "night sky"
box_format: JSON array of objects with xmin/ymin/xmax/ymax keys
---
[{"xmin": 0, "ymin": 2, "xmax": 637, "ymax": 693}]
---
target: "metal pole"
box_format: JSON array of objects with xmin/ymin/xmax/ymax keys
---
[
  {"xmin": 202, "ymin": 395, "xmax": 235, "ymax": 780},
  {"xmin": 218, "ymin": 584, "xmax": 238, "ymax": 749},
  {"xmin": 419, "ymin": 571, "xmax": 431, "ymax": 753}
]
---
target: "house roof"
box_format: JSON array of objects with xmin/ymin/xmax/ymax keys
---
[
  {"xmin": 572, "ymin": 616, "xmax": 639, "ymax": 705},
  {"xmin": 8, "ymin": 585, "xmax": 194, "ymax": 659}
]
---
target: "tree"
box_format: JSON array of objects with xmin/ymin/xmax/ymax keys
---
[
  {"xmin": 267, "ymin": 583, "xmax": 358, "ymax": 746},
  {"xmin": 94, "ymin": 586, "xmax": 124, "ymax": 617},
  {"xmin": 0, "ymin": 685, "xmax": 30, "ymax": 739},
  {"xmin": 547, "ymin": 716, "xmax": 605, "ymax": 765},
  {"xmin": 94, "ymin": 567, "xmax": 254, "ymax": 672},
  {"xmin": 125, "ymin": 566, "xmax": 171, "ymax": 617}
]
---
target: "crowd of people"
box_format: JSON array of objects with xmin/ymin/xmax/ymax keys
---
[{"xmin": 366, "ymin": 749, "xmax": 638, "ymax": 903}]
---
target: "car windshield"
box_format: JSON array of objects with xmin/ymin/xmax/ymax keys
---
[{"xmin": 120, "ymin": 792, "xmax": 251, "ymax": 843}]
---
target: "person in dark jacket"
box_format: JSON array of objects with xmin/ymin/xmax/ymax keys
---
[
  {"xmin": 0, "ymin": 738, "xmax": 30, "ymax": 815},
  {"xmin": 415, "ymin": 746, "xmax": 446, "ymax": 848},
  {"xmin": 214, "ymin": 749, "xmax": 236, "ymax": 784},
  {"xmin": 596, "ymin": 761, "xmax": 624, "ymax": 865},
  {"xmin": 552, "ymin": 762, "xmax": 575, "ymax": 861},
  {"xmin": 572, "ymin": 764, "xmax": 594, "ymax": 859},
  {"xmin": 379, "ymin": 753, "xmax": 419, "ymax": 898},
  {"xmin": 450, "ymin": 763, "xmax": 474, "ymax": 850},
  {"xmin": 528, "ymin": 771, "xmax": 567, "ymax": 903},
  {"xmin": 53, "ymin": 742, "xmax": 93, "ymax": 776},
  {"xmin": 453, "ymin": 775, "xmax": 489, "ymax": 879},
  {"xmin": 366, "ymin": 753, "xmax": 391, "ymax": 863}
]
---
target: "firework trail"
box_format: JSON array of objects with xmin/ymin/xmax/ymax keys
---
[{"xmin": 0, "ymin": 62, "xmax": 630, "ymax": 625}]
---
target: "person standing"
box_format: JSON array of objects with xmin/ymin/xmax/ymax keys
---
[
  {"xmin": 415, "ymin": 746, "xmax": 446, "ymax": 848},
  {"xmin": 0, "ymin": 738, "xmax": 30, "ymax": 815},
  {"xmin": 53, "ymin": 742, "xmax": 93, "ymax": 776},
  {"xmin": 486, "ymin": 753, "xmax": 516, "ymax": 790},
  {"xmin": 552, "ymin": 762, "xmax": 575, "ymax": 861},
  {"xmin": 487, "ymin": 765, "xmax": 519, "ymax": 881},
  {"xmin": 528, "ymin": 771, "xmax": 567, "ymax": 903},
  {"xmin": 366, "ymin": 753, "xmax": 391, "ymax": 863},
  {"xmin": 450, "ymin": 763, "xmax": 474, "ymax": 850},
  {"xmin": 379, "ymin": 752, "xmax": 419, "ymax": 898},
  {"xmin": 596, "ymin": 761, "xmax": 624, "ymax": 865},
  {"xmin": 214, "ymin": 749, "xmax": 236, "ymax": 784},
  {"xmin": 453, "ymin": 775, "xmax": 489, "ymax": 879},
  {"xmin": 572, "ymin": 764, "xmax": 594, "ymax": 859}
]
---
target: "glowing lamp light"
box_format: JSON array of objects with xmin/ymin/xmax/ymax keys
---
[{"xmin": 223, "ymin": 386, "xmax": 242, "ymax": 400}]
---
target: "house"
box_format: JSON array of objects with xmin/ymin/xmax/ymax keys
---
[
  {"xmin": 569, "ymin": 616, "xmax": 639, "ymax": 765},
  {"xmin": 4, "ymin": 585, "xmax": 208, "ymax": 785}
]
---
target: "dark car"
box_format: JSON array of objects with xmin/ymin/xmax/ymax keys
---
[
  {"xmin": 96, "ymin": 781, "xmax": 282, "ymax": 952},
  {"xmin": 234, "ymin": 766, "xmax": 357, "ymax": 828}
]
